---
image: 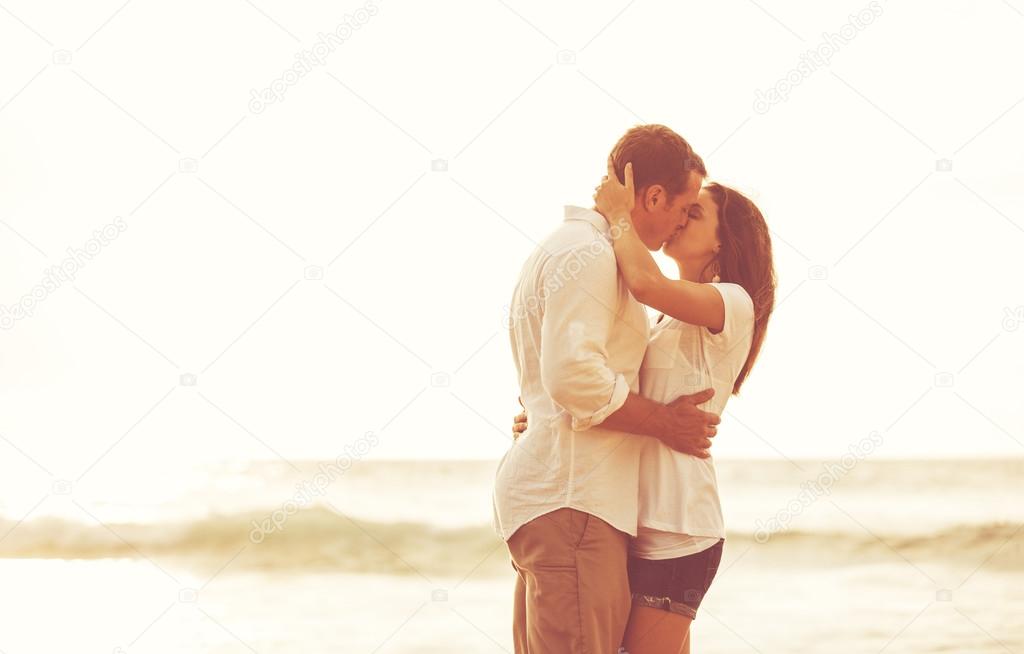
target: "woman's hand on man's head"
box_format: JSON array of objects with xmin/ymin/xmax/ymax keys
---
[{"xmin": 593, "ymin": 156, "xmax": 636, "ymax": 225}]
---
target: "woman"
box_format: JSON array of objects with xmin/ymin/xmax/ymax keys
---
[{"xmin": 513, "ymin": 160, "xmax": 776, "ymax": 654}]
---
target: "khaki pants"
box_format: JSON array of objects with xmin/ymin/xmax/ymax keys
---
[{"xmin": 507, "ymin": 508, "xmax": 630, "ymax": 654}]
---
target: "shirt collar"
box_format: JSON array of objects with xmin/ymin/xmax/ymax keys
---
[{"xmin": 563, "ymin": 205, "xmax": 611, "ymax": 238}]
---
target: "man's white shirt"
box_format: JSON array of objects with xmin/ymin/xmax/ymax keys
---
[{"xmin": 493, "ymin": 205, "xmax": 650, "ymax": 540}]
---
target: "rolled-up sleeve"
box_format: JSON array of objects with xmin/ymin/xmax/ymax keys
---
[{"xmin": 538, "ymin": 244, "xmax": 629, "ymax": 431}]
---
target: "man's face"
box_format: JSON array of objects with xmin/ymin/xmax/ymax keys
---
[{"xmin": 633, "ymin": 173, "xmax": 703, "ymax": 250}]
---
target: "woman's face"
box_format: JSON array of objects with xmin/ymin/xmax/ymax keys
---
[{"xmin": 663, "ymin": 186, "xmax": 720, "ymax": 264}]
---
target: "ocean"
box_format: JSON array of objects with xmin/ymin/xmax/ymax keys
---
[{"xmin": 2, "ymin": 458, "xmax": 1022, "ymax": 653}]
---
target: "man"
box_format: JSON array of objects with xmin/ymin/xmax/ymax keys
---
[{"xmin": 493, "ymin": 124, "xmax": 720, "ymax": 653}]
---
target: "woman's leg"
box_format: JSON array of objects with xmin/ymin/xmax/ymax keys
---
[
  {"xmin": 623, "ymin": 539, "xmax": 723, "ymax": 653},
  {"xmin": 621, "ymin": 605, "xmax": 691, "ymax": 654}
]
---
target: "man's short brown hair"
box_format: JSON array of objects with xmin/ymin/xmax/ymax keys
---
[{"xmin": 609, "ymin": 124, "xmax": 706, "ymax": 202}]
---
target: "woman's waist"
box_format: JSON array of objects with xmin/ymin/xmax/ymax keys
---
[
  {"xmin": 639, "ymin": 437, "xmax": 720, "ymax": 471},
  {"xmin": 637, "ymin": 442, "xmax": 722, "ymax": 512}
]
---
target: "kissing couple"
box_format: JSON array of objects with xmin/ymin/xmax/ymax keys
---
[{"xmin": 493, "ymin": 124, "xmax": 777, "ymax": 653}]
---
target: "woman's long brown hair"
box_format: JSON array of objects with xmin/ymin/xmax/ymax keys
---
[{"xmin": 703, "ymin": 183, "xmax": 777, "ymax": 394}]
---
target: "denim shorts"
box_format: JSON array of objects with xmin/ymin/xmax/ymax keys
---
[{"xmin": 626, "ymin": 539, "xmax": 724, "ymax": 620}]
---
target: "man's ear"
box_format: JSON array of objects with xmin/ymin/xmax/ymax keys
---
[{"xmin": 642, "ymin": 184, "xmax": 665, "ymax": 212}]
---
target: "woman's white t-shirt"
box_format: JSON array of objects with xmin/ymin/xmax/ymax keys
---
[{"xmin": 631, "ymin": 282, "xmax": 756, "ymax": 560}]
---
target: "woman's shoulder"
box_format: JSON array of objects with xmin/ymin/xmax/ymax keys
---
[
  {"xmin": 710, "ymin": 282, "xmax": 754, "ymax": 309},
  {"xmin": 703, "ymin": 283, "xmax": 755, "ymax": 348}
]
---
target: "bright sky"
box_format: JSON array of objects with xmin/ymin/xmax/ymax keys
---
[{"xmin": 2, "ymin": 0, "xmax": 1023, "ymax": 484}]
